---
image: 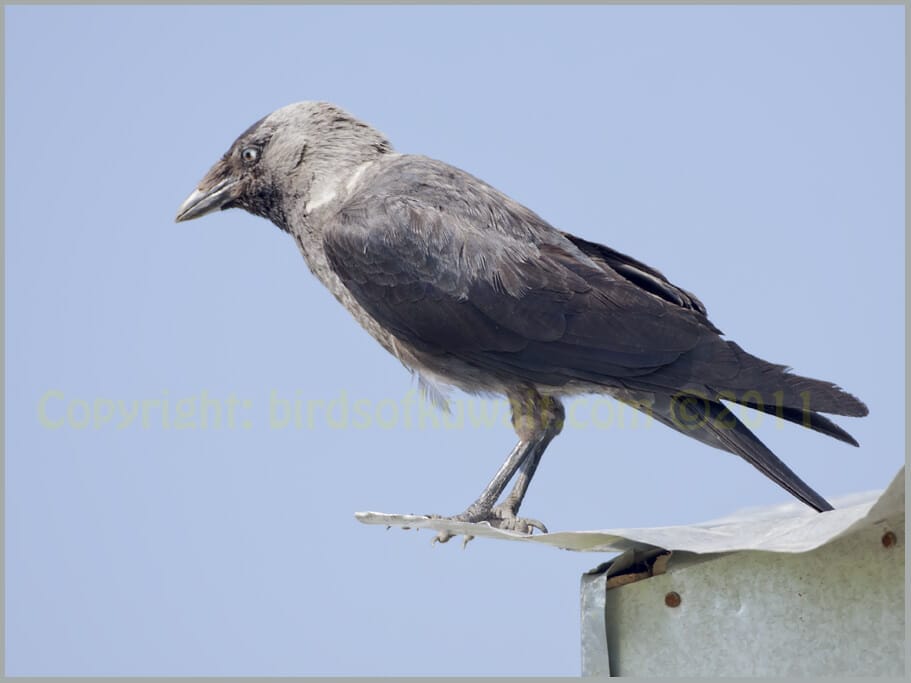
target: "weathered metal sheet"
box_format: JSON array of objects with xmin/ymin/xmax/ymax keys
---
[
  {"xmin": 580, "ymin": 569, "xmax": 610, "ymax": 677},
  {"xmin": 581, "ymin": 470, "xmax": 905, "ymax": 677},
  {"xmin": 357, "ymin": 470, "xmax": 903, "ymax": 555}
]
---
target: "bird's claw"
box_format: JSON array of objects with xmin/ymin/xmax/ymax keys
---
[
  {"xmin": 427, "ymin": 507, "xmax": 548, "ymax": 546},
  {"xmin": 431, "ymin": 529, "xmax": 455, "ymax": 545},
  {"xmin": 430, "ymin": 529, "xmax": 474, "ymax": 546},
  {"xmin": 426, "ymin": 514, "xmax": 460, "ymax": 546},
  {"xmin": 488, "ymin": 504, "xmax": 549, "ymax": 535}
]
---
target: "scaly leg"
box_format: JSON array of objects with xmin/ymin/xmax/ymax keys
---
[{"xmin": 432, "ymin": 391, "xmax": 564, "ymax": 544}]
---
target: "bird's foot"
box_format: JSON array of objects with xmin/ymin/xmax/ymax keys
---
[
  {"xmin": 488, "ymin": 502, "xmax": 549, "ymax": 535},
  {"xmin": 429, "ymin": 505, "xmax": 548, "ymax": 546}
]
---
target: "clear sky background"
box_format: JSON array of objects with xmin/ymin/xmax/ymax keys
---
[{"xmin": 4, "ymin": 4, "xmax": 904, "ymax": 676}]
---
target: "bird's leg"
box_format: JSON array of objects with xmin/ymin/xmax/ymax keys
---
[
  {"xmin": 451, "ymin": 438, "xmax": 536, "ymax": 523},
  {"xmin": 430, "ymin": 437, "xmax": 536, "ymax": 544},
  {"xmin": 489, "ymin": 442, "xmax": 549, "ymax": 533},
  {"xmin": 489, "ymin": 393, "xmax": 564, "ymax": 533},
  {"xmin": 432, "ymin": 391, "xmax": 564, "ymax": 544}
]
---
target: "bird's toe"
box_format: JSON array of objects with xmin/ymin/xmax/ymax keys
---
[
  {"xmin": 488, "ymin": 505, "xmax": 549, "ymax": 535},
  {"xmin": 431, "ymin": 530, "xmax": 456, "ymax": 545}
]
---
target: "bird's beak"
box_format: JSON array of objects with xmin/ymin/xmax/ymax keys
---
[{"xmin": 175, "ymin": 173, "xmax": 240, "ymax": 223}]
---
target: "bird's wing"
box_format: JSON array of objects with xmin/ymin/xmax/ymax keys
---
[
  {"xmin": 322, "ymin": 160, "xmax": 719, "ymax": 387},
  {"xmin": 561, "ymin": 233, "xmax": 711, "ymax": 318}
]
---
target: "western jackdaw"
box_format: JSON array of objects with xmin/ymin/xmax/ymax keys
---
[{"xmin": 176, "ymin": 101, "xmax": 867, "ymax": 541}]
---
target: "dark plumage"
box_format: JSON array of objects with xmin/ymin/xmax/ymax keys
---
[{"xmin": 176, "ymin": 102, "xmax": 867, "ymax": 540}]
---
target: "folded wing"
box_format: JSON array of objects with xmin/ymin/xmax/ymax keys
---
[{"xmin": 323, "ymin": 157, "xmax": 720, "ymax": 387}]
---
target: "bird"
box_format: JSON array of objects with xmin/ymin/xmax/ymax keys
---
[{"xmin": 176, "ymin": 101, "xmax": 868, "ymax": 541}]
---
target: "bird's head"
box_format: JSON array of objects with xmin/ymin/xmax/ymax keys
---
[{"xmin": 175, "ymin": 101, "xmax": 392, "ymax": 229}]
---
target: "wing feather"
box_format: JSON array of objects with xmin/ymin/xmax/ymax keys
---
[{"xmin": 322, "ymin": 157, "xmax": 715, "ymax": 387}]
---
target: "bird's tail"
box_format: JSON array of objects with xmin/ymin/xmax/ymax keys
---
[
  {"xmin": 715, "ymin": 342, "xmax": 868, "ymax": 445},
  {"xmin": 643, "ymin": 392, "xmax": 835, "ymax": 512}
]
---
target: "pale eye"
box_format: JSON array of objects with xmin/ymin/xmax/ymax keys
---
[{"xmin": 241, "ymin": 147, "xmax": 260, "ymax": 164}]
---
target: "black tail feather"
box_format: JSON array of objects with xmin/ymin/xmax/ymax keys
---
[
  {"xmin": 729, "ymin": 400, "xmax": 860, "ymax": 447},
  {"xmin": 724, "ymin": 342, "xmax": 869, "ymax": 418},
  {"xmin": 643, "ymin": 393, "xmax": 834, "ymax": 512}
]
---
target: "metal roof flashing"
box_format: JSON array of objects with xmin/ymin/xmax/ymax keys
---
[
  {"xmin": 357, "ymin": 468, "xmax": 904, "ymax": 555},
  {"xmin": 579, "ymin": 468, "xmax": 905, "ymax": 676},
  {"xmin": 357, "ymin": 468, "xmax": 904, "ymax": 676}
]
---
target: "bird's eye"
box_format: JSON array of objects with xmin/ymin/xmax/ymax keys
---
[{"xmin": 241, "ymin": 147, "xmax": 260, "ymax": 164}]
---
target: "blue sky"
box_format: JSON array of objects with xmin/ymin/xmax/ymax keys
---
[{"xmin": 5, "ymin": 4, "xmax": 904, "ymax": 676}]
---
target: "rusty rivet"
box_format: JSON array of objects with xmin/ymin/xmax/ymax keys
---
[
  {"xmin": 881, "ymin": 531, "xmax": 897, "ymax": 548},
  {"xmin": 665, "ymin": 591, "xmax": 681, "ymax": 608}
]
